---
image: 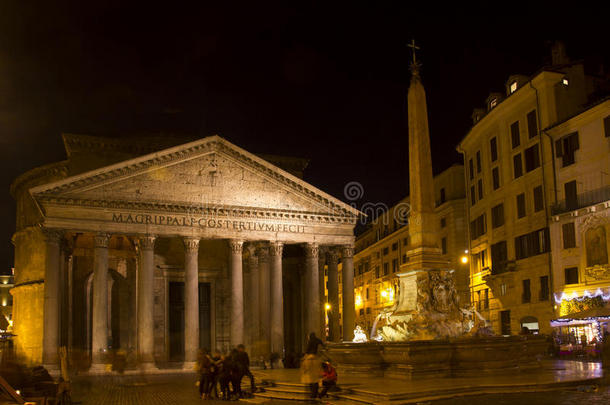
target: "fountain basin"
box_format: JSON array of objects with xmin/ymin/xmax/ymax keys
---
[
  {"xmin": 325, "ymin": 342, "xmax": 384, "ymax": 377},
  {"xmin": 325, "ymin": 335, "xmax": 547, "ymax": 380}
]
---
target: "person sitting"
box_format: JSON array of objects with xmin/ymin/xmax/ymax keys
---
[{"xmin": 318, "ymin": 361, "xmax": 337, "ymax": 399}]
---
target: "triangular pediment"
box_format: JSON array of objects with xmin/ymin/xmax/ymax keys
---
[{"xmin": 31, "ymin": 135, "xmax": 361, "ymax": 220}]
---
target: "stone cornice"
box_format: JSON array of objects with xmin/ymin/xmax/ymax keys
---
[
  {"xmin": 30, "ymin": 135, "xmax": 362, "ymax": 218},
  {"xmin": 36, "ymin": 195, "xmax": 357, "ymax": 225},
  {"xmin": 10, "ymin": 161, "xmax": 69, "ymax": 198}
]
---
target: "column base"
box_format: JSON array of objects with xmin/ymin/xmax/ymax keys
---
[
  {"xmin": 89, "ymin": 362, "xmax": 111, "ymax": 375},
  {"xmin": 138, "ymin": 361, "xmax": 159, "ymax": 372},
  {"xmin": 182, "ymin": 361, "xmax": 198, "ymax": 372}
]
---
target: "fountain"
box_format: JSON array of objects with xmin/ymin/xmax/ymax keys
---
[{"xmin": 324, "ymin": 49, "xmax": 547, "ymax": 379}]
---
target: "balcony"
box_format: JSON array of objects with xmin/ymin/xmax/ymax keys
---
[
  {"xmin": 551, "ymin": 185, "xmax": 610, "ymax": 215},
  {"xmin": 490, "ymin": 260, "xmax": 516, "ymax": 276}
]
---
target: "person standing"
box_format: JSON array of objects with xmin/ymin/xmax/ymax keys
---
[
  {"xmin": 305, "ymin": 332, "xmax": 325, "ymax": 355},
  {"xmin": 235, "ymin": 344, "xmax": 256, "ymax": 394},
  {"xmin": 197, "ymin": 349, "xmax": 214, "ymax": 400}
]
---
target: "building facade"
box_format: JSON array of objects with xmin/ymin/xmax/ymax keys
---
[
  {"xmin": 337, "ymin": 165, "xmax": 468, "ymax": 335},
  {"xmin": 548, "ymin": 100, "xmax": 610, "ymax": 342},
  {"xmin": 10, "ymin": 133, "xmax": 360, "ymax": 369},
  {"xmin": 458, "ymin": 45, "xmax": 609, "ymax": 335}
]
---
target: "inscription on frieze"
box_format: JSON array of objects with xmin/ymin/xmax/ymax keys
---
[{"xmin": 111, "ymin": 212, "xmax": 306, "ymax": 233}]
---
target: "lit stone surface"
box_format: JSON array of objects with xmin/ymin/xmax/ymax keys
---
[{"xmin": 11, "ymin": 135, "xmax": 360, "ymax": 369}]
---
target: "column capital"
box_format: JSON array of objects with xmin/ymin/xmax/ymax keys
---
[
  {"xmin": 228, "ymin": 239, "xmax": 244, "ymax": 254},
  {"xmin": 304, "ymin": 242, "xmax": 319, "ymax": 259},
  {"xmin": 327, "ymin": 248, "xmax": 341, "ymax": 264},
  {"xmin": 42, "ymin": 227, "xmax": 63, "ymax": 245},
  {"xmin": 269, "ymin": 241, "xmax": 284, "ymax": 257},
  {"xmin": 257, "ymin": 244, "xmax": 269, "ymax": 263},
  {"xmin": 341, "ymin": 245, "xmax": 355, "ymax": 259},
  {"xmin": 139, "ymin": 235, "xmax": 156, "ymax": 250},
  {"xmin": 183, "ymin": 237, "xmax": 200, "ymax": 253},
  {"xmin": 94, "ymin": 233, "xmax": 110, "ymax": 249}
]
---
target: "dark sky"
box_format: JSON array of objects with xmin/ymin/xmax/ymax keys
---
[{"xmin": 1, "ymin": 3, "xmax": 608, "ymax": 271}]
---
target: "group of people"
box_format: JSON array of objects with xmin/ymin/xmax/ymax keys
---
[
  {"xmin": 301, "ymin": 332, "xmax": 338, "ymax": 399},
  {"xmin": 197, "ymin": 344, "xmax": 256, "ymax": 400}
]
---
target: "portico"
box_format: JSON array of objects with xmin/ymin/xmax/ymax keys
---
[{"xmin": 11, "ymin": 135, "xmax": 360, "ymax": 371}]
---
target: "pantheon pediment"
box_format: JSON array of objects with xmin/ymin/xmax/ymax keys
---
[{"xmin": 30, "ymin": 135, "xmax": 361, "ymax": 243}]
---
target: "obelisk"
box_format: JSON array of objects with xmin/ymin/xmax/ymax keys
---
[
  {"xmin": 385, "ymin": 43, "xmax": 460, "ymax": 341},
  {"xmin": 403, "ymin": 43, "xmax": 446, "ymax": 270}
]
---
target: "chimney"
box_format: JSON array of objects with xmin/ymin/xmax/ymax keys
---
[{"xmin": 551, "ymin": 41, "xmax": 569, "ymax": 66}]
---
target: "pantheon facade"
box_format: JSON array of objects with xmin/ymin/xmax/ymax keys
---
[{"xmin": 11, "ymin": 134, "xmax": 359, "ymax": 371}]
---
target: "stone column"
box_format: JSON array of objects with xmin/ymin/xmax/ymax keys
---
[
  {"xmin": 269, "ymin": 241, "xmax": 284, "ymax": 356},
  {"xmin": 327, "ymin": 249, "xmax": 340, "ymax": 342},
  {"xmin": 42, "ymin": 229, "xmax": 62, "ymax": 367},
  {"xmin": 91, "ymin": 232, "xmax": 109, "ymax": 367},
  {"xmin": 303, "ymin": 243, "xmax": 320, "ymax": 338},
  {"xmin": 229, "ymin": 240, "xmax": 244, "ymax": 347},
  {"xmin": 258, "ymin": 245, "xmax": 271, "ymax": 355},
  {"xmin": 318, "ymin": 250, "xmax": 327, "ymax": 339},
  {"xmin": 138, "ymin": 235, "xmax": 156, "ymax": 368},
  {"xmin": 246, "ymin": 245, "xmax": 260, "ymax": 348},
  {"xmin": 341, "ymin": 245, "xmax": 355, "ymax": 342},
  {"xmin": 184, "ymin": 237, "xmax": 200, "ymax": 365}
]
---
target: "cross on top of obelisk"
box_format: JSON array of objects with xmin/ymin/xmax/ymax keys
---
[{"xmin": 407, "ymin": 39, "xmax": 422, "ymax": 76}]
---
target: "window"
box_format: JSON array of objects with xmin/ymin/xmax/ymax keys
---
[
  {"xmin": 490, "ymin": 137, "xmax": 498, "ymax": 162},
  {"xmin": 392, "ymin": 258, "xmax": 398, "ymax": 272},
  {"xmin": 491, "ymin": 203, "xmax": 505, "ymax": 228},
  {"xmin": 366, "ymin": 288, "xmax": 370, "ymax": 299},
  {"xmin": 562, "ymin": 78, "xmax": 569, "ymax": 86},
  {"xmin": 524, "ymin": 144, "xmax": 540, "ymax": 172},
  {"xmin": 491, "ymin": 241, "xmax": 508, "ymax": 274},
  {"xmin": 440, "ymin": 188, "xmax": 446, "ymax": 204},
  {"xmin": 470, "ymin": 186, "xmax": 476, "ymax": 206},
  {"xmin": 510, "ymin": 81, "xmax": 517, "ymax": 93},
  {"xmin": 562, "ymin": 222, "xmax": 576, "ymax": 248},
  {"xmin": 515, "ymin": 228, "xmax": 550, "ymax": 260},
  {"xmin": 490, "ymin": 98, "xmax": 498, "ymax": 109},
  {"xmin": 383, "ymin": 247, "xmax": 389, "ymax": 256},
  {"xmin": 359, "ymin": 308, "xmax": 364, "ymax": 316},
  {"xmin": 469, "ymin": 158, "xmax": 474, "ymax": 180},
  {"xmin": 513, "ymin": 153, "xmax": 523, "ymax": 178},
  {"xmin": 440, "ymin": 217, "xmax": 446, "ymax": 228},
  {"xmin": 533, "ymin": 186, "xmax": 544, "ymax": 212},
  {"xmin": 604, "ymin": 115, "xmax": 610, "ymax": 137},
  {"xmin": 511, "ymin": 121, "xmax": 520, "ymax": 148},
  {"xmin": 366, "ymin": 307, "xmax": 371, "ymax": 314},
  {"xmin": 539, "ymin": 276, "xmax": 549, "ymax": 301},
  {"xmin": 391, "ymin": 243, "xmax": 398, "ymax": 251},
  {"xmin": 527, "ymin": 110, "xmax": 538, "ymax": 138},
  {"xmin": 483, "ymin": 288, "xmax": 489, "ymax": 309},
  {"xmin": 364, "ymin": 262, "xmax": 370, "ymax": 272},
  {"xmin": 565, "ymin": 267, "xmax": 579, "ymax": 285},
  {"xmin": 402, "ymin": 254, "xmax": 407, "ymax": 264},
  {"xmin": 477, "ymin": 179, "xmax": 484, "ymax": 200},
  {"xmin": 492, "ymin": 167, "xmax": 500, "ymax": 190},
  {"xmin": 500, "ymin": 310, "xmax": 511, "ymax": 335},
  {"xmin": 375, "ymin": 266, "xmax": 380, "ymax": 278},
  {"xmin": 441, "ymin": 237, "xmax": 447, "ymax": 254},
  {"xmin": 522, "ymin": 279, "xmax": 531, "ymax": 303},
  {"xmin": 500, "ymin": 283, "xmax": 507, "ymax": 296},
  {"xmin": 476, "ymin": 150, "xmax": 482, "ymax": 173},
  {"xmin": 555, "ymin": 132, "xmax": 579, "ymax": 167},
  {"xmin": 564, "ymin": 180, "xmax": 578, "ymax": 211},
  {"xmin": 403, "ymin": 237, "xmax": 409, "ymax": 246},
  {"xmin": 516, "ymin": 193, "xmax": 526, "ymax": 218},
  {"xmin": 383, "ymin": 262, "xmax": 389, "ymax": 275},
  {"xmin": 480, "ymin": 249, "xmax": 487, "ymax": 268},
  {"xmin": 470, "ymin": 214, "xmax": 487, "ymax": 240},
  {"xmin": 476, "ymin": 291, "xmax": 481, "ymax": 311}
]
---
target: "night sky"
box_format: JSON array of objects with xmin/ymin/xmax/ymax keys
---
[{"xmin": 1, "ymin": 3, "xmax": 608, "ymax": 271}]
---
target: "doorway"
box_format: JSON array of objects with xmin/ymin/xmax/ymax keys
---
[{"xmin": 168, "ymin": 281, "xmax": 212, "ymax": 361}]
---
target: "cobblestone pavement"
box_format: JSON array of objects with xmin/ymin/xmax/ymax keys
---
[
  {"xmin": 71, "ymin": 373, "xmax": 256, "ymax": 405},
  {"xmin": 433, "ymin": 386, "xmax": 610, "ymax": 405}
]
